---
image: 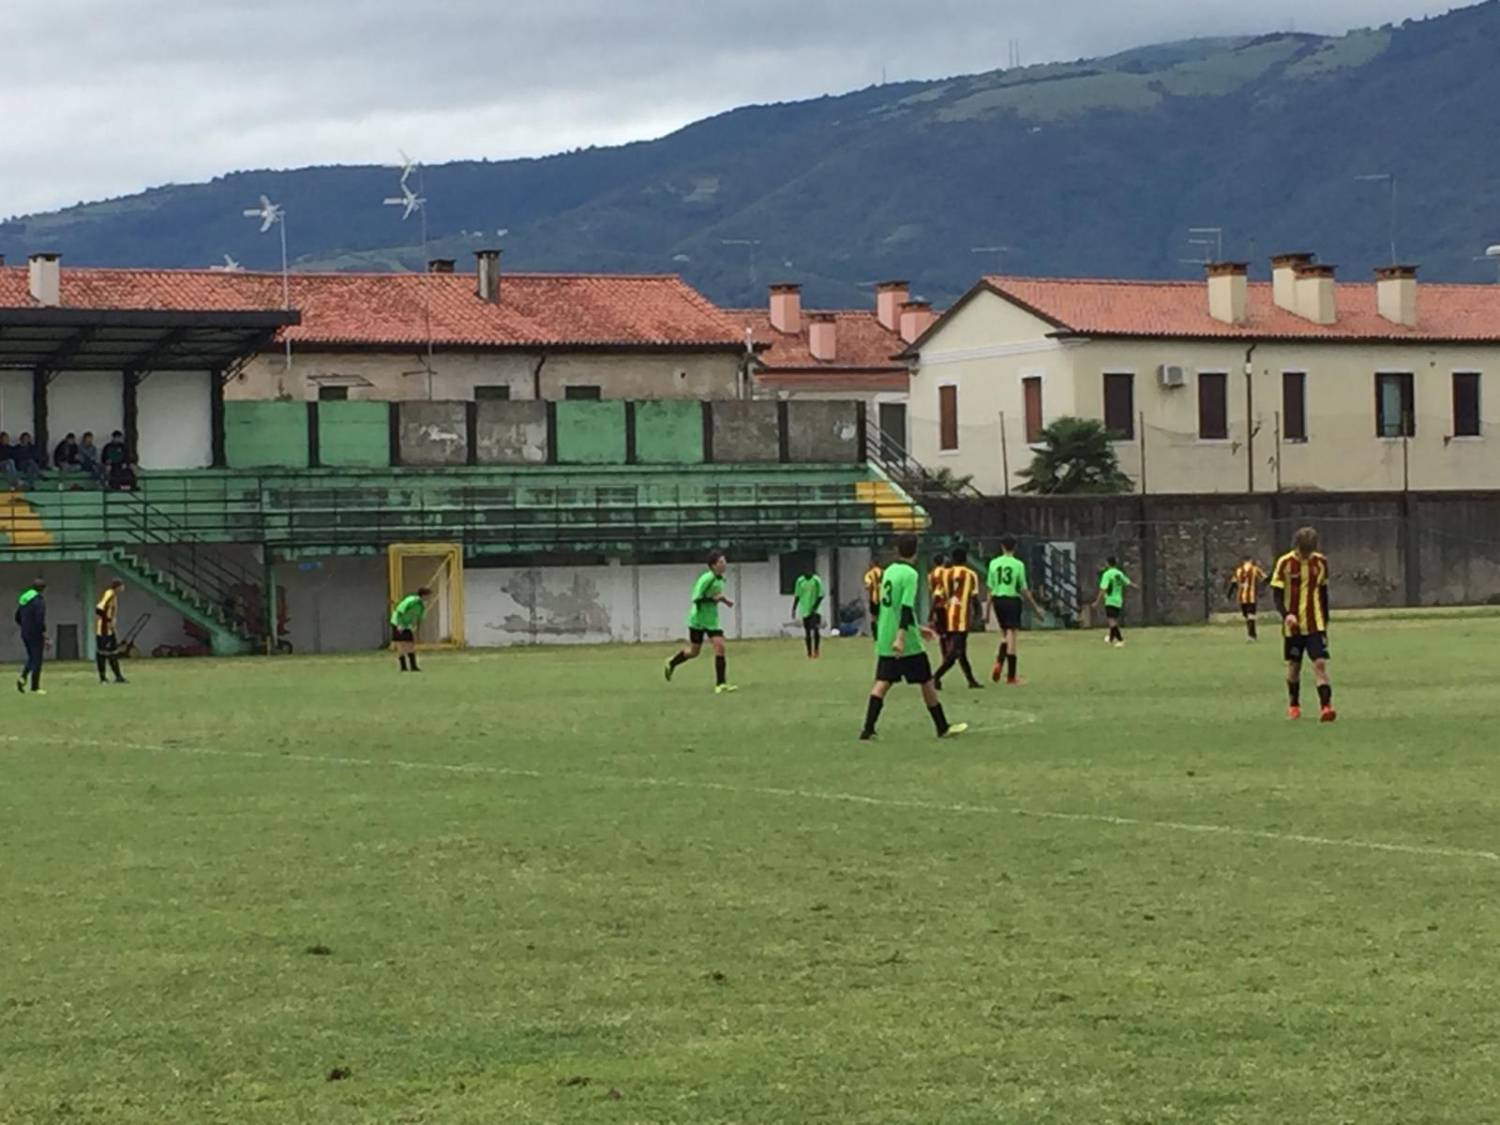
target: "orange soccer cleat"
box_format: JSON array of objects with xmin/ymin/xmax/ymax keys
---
[
  {"xmin": 991, "ymin": 662, "xmax": 1003, "ymax": 683},
  {"xmin": 1319, "ymin": 705, "xmax": 1338, "ymax": 723},
  {"xmin": 1287, "ymin": 705, "xmax": 1302, "ymax": 721}
]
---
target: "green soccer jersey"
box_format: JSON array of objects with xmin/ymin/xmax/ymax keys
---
[
  {"xmin": 987, "ymin": 554, "xmax": 1028, "ymax": 598},
  {"xmin": 390, "ymin": 594, "xmax": 426, "ymax": 629},
  {"xmin": 688, "ymin": 570, "xmax": 726, "ymax": 631},
  {"xmin": 793, "ymin": 574, "xmax": 824, "ymax": 618},
  {"xmin": 1100, "ymin": 566, "xmax": 1131, "ymax": 608},
  {"xmin": 876, "ymin": 561, "xmax": 924, "ymax": 658}
]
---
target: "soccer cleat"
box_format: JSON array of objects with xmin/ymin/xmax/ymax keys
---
[
  {"xmin": 991, "ymin": 662, "xmax": 1003, "ymax": 683},
  {"xmin": 1287, "ymin": 705, "xmax": 1302, "ymax": 720},
  {"xmin": 939, "ymin": 722, "xmax": 969, "ymax": 739},
  {"xmin": 1320, "ymin": 706, "xmax": 1338, "ymax": 723},
  {"xmin": 1114, "ymin": 640, "xmax": 1127, "ymax": 648},
  {"xmin": 1007, "ymin": 677, "xmax": 1024, "ymax": 687},
  {"xmin": 664, "ymin": 658, "xmax": 675, "ymax": 683},
  {"xmin": 714, "ymin": 683, "xmax": 739, "ymax": 695},
  {"xmin": 858, "ymin": 730, "xmax": 876, "ymax": 741},
  {"xmin": 15, "ymin": 677, "xmax": 24, "ymax": 694},
  {"xmin": 30, "ymin": 689, "xmax": 45, "ymax": 696}
]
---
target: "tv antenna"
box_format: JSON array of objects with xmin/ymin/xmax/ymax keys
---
[
  {"xmin": 211, "ymin": 253, "xmax": 243, "ymax": 272},
  {"xmin": 385, "ymin": 152, "xmax": 435, "ymax": 393},
  {"xmin": 721, "ymin": 238, "xmax": 761, "ymax": 287},
  {"xmin": 1354, "ymin": 173, "xmax": 1398, "ymax": 265},
  {"xmin": 1188, "ymin": 226, "xmax": 1224, "ymax": 260},
  {"xmin": 971, "ymin": 245, "xmax": 1013, "ymax": 273},
  {"xmin": 1474, "ymin": 245, "xmax": 1500, "ymax": 283},
  {"xmin": 242, "ymin": 194, "xmax": 292, "ymax": 371}
]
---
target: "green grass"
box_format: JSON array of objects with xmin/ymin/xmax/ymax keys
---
[{"xmin": 3, "ymin": 619, "xmax": 1499, "ymax": 1124}]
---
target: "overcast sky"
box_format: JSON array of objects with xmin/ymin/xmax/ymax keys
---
[{"xmin": 2, "ymin": 0, "xmax": 1470, "ymax": 217}]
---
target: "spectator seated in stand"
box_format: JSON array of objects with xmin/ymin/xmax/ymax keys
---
[
  {"xmin": 78, "ymin": 431, "xmax": 104, "ymax": 485},
  {"xmin": 101, "ymin": 431, "xmax": 137, "ymax": 491},
  {"xmin": 52, "ymin": 433, "xmax": 81, "ymax": 472},
  {"xmin": 1, "ymin": 432, "xmax": 42, "ymax": 490},
  {"xmin": 0, "ymin": 432, "xmax": 17, "ymax": 491}
]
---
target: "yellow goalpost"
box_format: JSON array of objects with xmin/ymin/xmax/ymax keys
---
[{"xmin": 387, "ymin": 543, "xmax": 465, "ymax": 650}]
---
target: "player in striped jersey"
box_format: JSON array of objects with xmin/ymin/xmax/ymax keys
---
[
  {"xmin": 932, "ymin": 547, "xmax": 983, "ymax": 691},
  {"xmin": 927, "ymin": 554, "xmax": 950, "ymax": 658},
  {"xmin": 863, "ymin": 561, "xmax": 884, "ymax": 641},
  {"xmin": 1269, "ymin": 527, "xmax": 1336, "ymax": 722},
  {"xmin": 1227, "ymin": 556, "xmax": 1268, "ymax": 642}
]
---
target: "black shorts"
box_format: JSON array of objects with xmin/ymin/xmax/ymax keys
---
[
  {"xmin": 1105, "ymin": 605, "xmax": 1122, "ymax": 622},
  {"xmin": 875, "ymin": 653, "xmax": 934, "ymax": 685},
  {"xmin": 392, "ymin": 627, "xmax": 415, "ymax": 643},
  {"xmin": 929, "ymin": 608, "xmax": 948, "ymax": 634},
  {"xmin": 1284, "ymin": 632, "xmax": 1330, "ymax": 663},
  {"xmin": 689, "ymin": 628, "xmax": 724, "ymax": 645},
  {"xmin": 97, "ymin": 632, "xmax": 118, "ymax": 652},
  {"xmin": 801, "ymin": 614, "xmax": 822, "ymax": 629},
  {"xmin": 993, "ymin": 596, "xmax": 1023, "ymax": 630},
  {"xmin": 1240, "ymin": 602, "xmax": 1258, "ymax": 618}
]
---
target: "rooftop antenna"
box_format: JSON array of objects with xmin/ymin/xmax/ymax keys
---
[
  {"xmin": 1475, "ymin": 245, "xmax": 1500, "ymax": 283},
  {"xmin": 211, "ymin": 253, "xmax": 243, "ymax": 272},
  {"xmin": 971, "ymin": 245, "xmax": 1013, "ymax": 274},
  {"xmin": 385, "ymin": 151, "xmax": 434, "ymax": 392},
  {"xmin": 721, "ymin": 238, "xmax": 761, "ymax": 288},
  {"xmin": 1188, "ymin": 226, "xmax": 1224, "ymax": 261},
  {"xmin": 1354, "ymin": 173, "xmax": 1398, "ymax": 265},
  {"xmin": 242, "ymin": 194, "xmax": 291, "ymax": 371}
]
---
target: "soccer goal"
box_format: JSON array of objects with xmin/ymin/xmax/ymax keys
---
[{"xmin": 387, "ymin": 543, "xmax": 465, "ymax": 649}]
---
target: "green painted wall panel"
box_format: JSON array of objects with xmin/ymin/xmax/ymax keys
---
[
  {"xmin": 225, "ymin": 402, "xmax": 309, "ymax": 469},
  {"xmin": 634, "ymin": 401, "xmax": 703, "ymax": 465},
  {"xmin": 319, "ymin": 401, "xmax": 390, "ymax": 468},
  {"xmin": 555, "ymin": 401, "xmax": 626, "ymax": 465}
]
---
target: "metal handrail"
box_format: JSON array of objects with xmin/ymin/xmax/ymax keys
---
[{"xmin": 863, "ymin": 414, "xmax": 986, "ymax": 502}]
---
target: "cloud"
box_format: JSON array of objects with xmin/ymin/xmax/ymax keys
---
[{"xmin": 2, "ymin": 0, "xmax": 1470, "ymax": 216}]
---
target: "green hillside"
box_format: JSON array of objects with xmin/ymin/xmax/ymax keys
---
[{"xmin": 4, "ymin": 3, "xmax": 1498, "ymax": 307}]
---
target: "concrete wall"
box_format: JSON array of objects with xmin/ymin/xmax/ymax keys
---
[
  {"xmin": 137, "ymin": 371, "xmax": 214, "ymax": 469},
  {"xmin": 224, "ymin": 401, "xmax": 309, "ymax": 469},
  {"xmin": 49, "ymin": 372, "xmax": 126, "ymax": 452},
  {"xmin": 464, "ymin": 557, "xmax": 791, "ymax": 646},
  {"xmin": 635, "ymin": 400, "xmax": 704, "ymax": 464},
  {"xmin": 318, "ymin": 401, "xmax": 390, "ymax": 468},
  {"xmin": 276, "ymin": 556, "xmax": 389, "ymax": 653},
  {"xmin": 912, "ymin": 288, "xmax": 1500, "ymax": 495},
  {"xmin": 398, "ymin": 401, "xmax": 468, "ymax": 466},
  {"xmin": 476, "ymin": 400, "xmax": 548, "ymax": 465},
  {"xmin": 712, "ymin": 401, "xmax": 780, "ymax": 463},
  {"xmin": 229, "ymin": 349, "xmax": 740, "ymax": 403},
  {"xmin": 786, "ymin": 401, "xmax": 861, "ymax": 463},
  {"xmin": 0, "ymin": 371, "xmax": 33, "ymax": 437},
  {"xmin": 555, "ymin": 401, "xmax": 627, "ymax": 465}
]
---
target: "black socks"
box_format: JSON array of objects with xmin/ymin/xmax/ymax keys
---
[
  {"xmin": 1288, "ymin": 681, "xmax": 1301, "ymax": 706},
  {"xmin": 1317, "ymin": 683, "xmax": 1332, "ymax": 708},
  {"xmin": 1247, "ymin": 619, "xmax": 1258, "ymax": 639},
  {"xmin": 1007, "ymin": 654, "xmax": 1018, "ymax": 680},
  {"xmin": 715, "ymin": 655, "xmax": 727, "ymax": 686},
  {"xmin": 668, "ymin": 651, "xmax": 689, "ymax": 669},
  {"xmin": 862, "ymin": 695, "xmax": 884, "ymax": 736},
  {"xmin": 928, "ymin": 703, "xmax": 950, "ymax": 735},
  {"xmin": 398, "ymin": 655, "xmax": 408, "ymax": 671},
  {"xmin": 997, "ymin": 642, "xmax": 1008, "ymax": 665}
]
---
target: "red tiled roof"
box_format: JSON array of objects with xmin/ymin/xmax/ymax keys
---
[
  {"xmin": 977, "ymin": 275, "xmax": 1500, "ymax": 342},
  {"xmin": 0, "ymin": 267, "xmax": 745, "ymax": 350},
  {"xmin": 727, "ymin": 308, "xmax": 908, "ymax": 393}
]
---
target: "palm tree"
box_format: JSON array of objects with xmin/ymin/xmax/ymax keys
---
[{"xmin": 1016, "ymin": 416, "xmax": 1134, "ymax": 495}]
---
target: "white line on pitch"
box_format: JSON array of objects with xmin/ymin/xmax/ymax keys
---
[{"xmin": 4, "ymin": 734, "xmax": 1495, "ymax": 865}]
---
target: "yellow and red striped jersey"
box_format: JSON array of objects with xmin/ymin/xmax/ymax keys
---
[
  {"xmin": 863, "ymin": 565, "xmax": 883, "ymax": 602},
  {"xmin": 1270, "ymin": 550, "xmax": 1329, "ymax": 634},
  {"xmin": 928, "ymin": 565, "xmax": 950, "ymax": 611},
  {"xmin": 945, "ymin": 566, "xmax": 979, "ymax": 632},
  {"xmin": 1232, "ymin": 561, "xmax": 1267, "ymax": 605}
]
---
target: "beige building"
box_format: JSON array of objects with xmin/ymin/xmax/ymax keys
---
[{"xmin": 904, "ymin": 258, "xmax": 1500, "ymax": 494}]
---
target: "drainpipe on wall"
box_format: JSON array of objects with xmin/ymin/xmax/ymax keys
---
[
  {"xmin": 1243, "ymin": 343, "xmax": 1258, "ymax": 493},
  {"xmin": 531, "ymin": 352, "xmax": 548, "ymax": 400}
]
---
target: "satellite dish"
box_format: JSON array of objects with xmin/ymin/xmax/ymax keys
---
[{"xmin": 242, "ymin": 195, "xmax": 283, "ymax": 233}]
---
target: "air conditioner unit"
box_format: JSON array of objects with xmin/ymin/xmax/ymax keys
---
[{"xmin": 1157, "ymin": 364, "xmax": 1187, "ymax": 388}]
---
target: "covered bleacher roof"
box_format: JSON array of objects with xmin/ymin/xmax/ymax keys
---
[{"xmin": 0, "ymin": 306, "xmax": 298, "ymax": 372}]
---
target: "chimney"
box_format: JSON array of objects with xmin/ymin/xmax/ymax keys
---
[
  {"xmin": 474, "ymin": 249, "xmax": 501, "ymax": 303},
  {"xmin": 1206, "ymin": 261, "xmax": 1249, "ymax": 325},
  {"xmin": 899, "ymin": 300, "xmax": 936, "ymax": 344},
  {"xmin": 1375, "ymin": 264, "xmax": 1418, "ymax": 327},
  {"xmin": 808, "ymin": 313, "xmax": 838, "ymax": 362},
  {"xmin": 28, "ymin": 252, "xmax": 60, "ymax": 307},
  {"xmin": 428, "ymin": 258, "xmax": 456, "ymax": 274},
  {"xmin": 875, "ymin": 280, "xmax": 909, "ymax": 332},
  {"xmin": 1294, "ymin": 263, "xmax": 1337, "ymax": 325},
  {"xmin": 768, "ymin": 282, "xmax": 802, "ymax": 335},
  {"xmin": 1271, "ymin": 252, "xmax": 1314, "ymax": 312}
]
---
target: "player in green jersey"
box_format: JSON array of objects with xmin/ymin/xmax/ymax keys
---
[
  {"xmin": 1091, "ymin": 558, "xmax": 1132, "ymax": 646},
  {"xmin": 987, "ymin": 536, "xmax": 1045, "ymax": 684},
  {"xmin": 665, "ymin": 550, "xmax": 737, "ymax": 693},
  {"xmin": 390, "ymin": 587, "xmax": 431, "ymax": 672},
  {"xmin": 859, "ymin": 535, "xmax": 968, "ymax": 741},
  {"xmin": 790, "ymin": 567, "xmax": 825, "ymax": 659}
]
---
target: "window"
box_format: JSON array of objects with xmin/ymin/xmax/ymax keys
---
[
  {"xmin": 475, "ymin": 384, "xmax": 511, "ymax": 401},
  {"xmin": 317, "ymin": 385, "xmax": 349, "ymax": 401},
  {"xmin": 1197, "ymin": 372, "xmax": 1227, "ymax": 440},
  {"xmin": 1103, "ymin": 372, "xmax": 1134, "ymax": 439},
  {"xmin": 1375, "ymin": 372, "xmax": 1415, "ymax": 437},
  {"xmin": 938, "ymin": 385, "xmax": 958, "ymax": 451},
  {"xmin": 564, "ymin": 385, "xmax": 602, "ymax": 401},
  {"xmin": 1282, "ymin": 372, "xmax": 1307, "ymax": 442},
  {"xmin": 1453, "ymin": 372, "xmax": 1481, "ymax": 437},
  {"xmin": 1023, "ymin": 376, "xmax": 1043, "ymax": 444},
  {"xmin": 877, "ymin": 402, "xmax": 907, "ymax": 458}
]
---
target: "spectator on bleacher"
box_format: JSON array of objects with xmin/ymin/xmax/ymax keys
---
[
  {"xmin": 53, "ymin": 433, "xmax": 80, "ymax": 471},
  {"xmin": 0, "ymin": 432, "xmax": 17, "ymax": 491},
  {"xmin": 78, "ymin": 431, "xmax": 104, "ymax": 484},
  {"xmin": 102, "ymin": 431, "xmax": 136, "ymax": 491},
  {"xmin": 1, "ymin": 432, "xmax": 41, "ymax": 490}
]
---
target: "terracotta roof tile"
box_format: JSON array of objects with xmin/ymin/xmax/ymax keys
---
[
  {"xmin": 982, "ymin": 275, "xmax": 1500, "ymax": 342},
  {"xmin": 0, "ymin": 266, "xmax": 744, "ymax": 349},
  {"xmin": 727, "ymin": 308, "xmax": 909, "ymax": 393}
]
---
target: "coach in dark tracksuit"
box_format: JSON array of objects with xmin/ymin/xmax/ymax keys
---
[{"xmin": 16, "ymin": 579, "xmax": 47, "ymax": 694}]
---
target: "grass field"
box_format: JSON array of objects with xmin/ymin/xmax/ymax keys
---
[{"xmin": 3, "ymin": 618, "xmax": 1499, "ymax": 1124}]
